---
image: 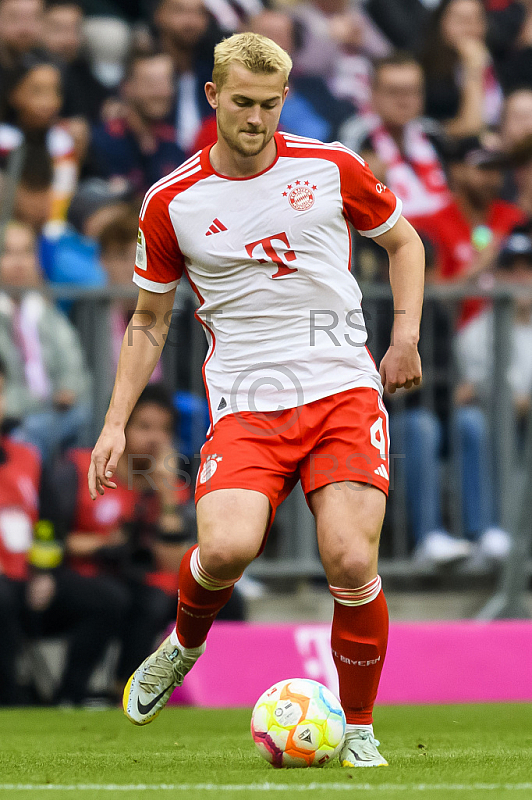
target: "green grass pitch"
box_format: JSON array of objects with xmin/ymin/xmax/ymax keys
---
[{"xmin": 0, "ymin": 704, "xmax": 531, "ymax": 800}]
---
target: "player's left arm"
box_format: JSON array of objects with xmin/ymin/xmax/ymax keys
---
[{"xmin": 373, "ymin": 215, "xmax": 424, "ymax": 394}]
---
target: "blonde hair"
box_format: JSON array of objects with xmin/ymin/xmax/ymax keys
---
[{"xmin": 212, "ymin": 32, "xmax": 292, "ymax": 89}]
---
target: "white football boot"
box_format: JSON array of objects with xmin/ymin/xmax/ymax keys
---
[
  {"xmin": 123, "ymin": 634, "xmax": 205, "ymax": 725},
  {"xmin": 340, "ymin": 730, "xmax": 389, "ymax": 767}
]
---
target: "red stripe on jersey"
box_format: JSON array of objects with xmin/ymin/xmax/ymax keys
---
[
  {"xmin": 140, "ymin": 153, "xmax": 200, "ymax": 211},
  {"xmin": 365, "ymin": 345, "xmax": 377, "ymax": 369},
  {"xmin": 345, "ymin": 217, "xmax": 352, "ymax": 272},
  {"xmin": 135, "ymin": 162, "xmax": 212, "ymax": 289},
  {"xmin": 142, "ymin": 149, "xmax": 201, "ymax": 191},
  {"xmin": 140, "ymin": 157, "xmax": 202, "ymax": 220},
  {"xmin": 183, "ymin": 267, "xmax": 216, "ymax": 436}
]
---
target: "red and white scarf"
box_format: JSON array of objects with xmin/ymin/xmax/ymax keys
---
[
  {"xmin": 368, "ymin": 115, "xmax": 452, "ymax": 220},
  {"xmin": 9, "ymin": 293, "xmax": 51, "ymax": 400}
]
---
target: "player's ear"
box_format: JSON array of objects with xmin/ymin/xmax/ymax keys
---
[
  {"xmin": 205, "ymin": 82, "xmax": 218, "ymax": 109},
  {"xmin": 282, "ymin": 86, "xmax": 289, "ymax": 103}
]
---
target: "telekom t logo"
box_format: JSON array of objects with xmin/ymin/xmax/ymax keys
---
[{"xmin": 245, "ymin": 232, "xmax": 298, "ymax": 279}]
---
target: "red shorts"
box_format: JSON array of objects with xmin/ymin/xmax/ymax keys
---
[{"xmin": 195, "ymin": 386, "xmax": 390, "ymax": 516}]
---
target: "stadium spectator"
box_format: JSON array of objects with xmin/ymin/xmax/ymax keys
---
[
  {"xmin": 0, "ymin": 356, "xmax": 41, "ymax": 705},
  {"xmin": 497, "ymin": 1, "xmax": 532, "ymax": 92},
  {"xmin": 10, "ymin": 144, "xmax": 55, "ymax": 239},
  {"xmin": 2, "ymin": 143, "xmax": 97, "ymax": 293},
  {"xmin": 56, "ymin": 385, "xmax": 196, "ymax": 695},
  {"xmin": 338, "ymin": 53, "xmax": 451, "ymax": 227},
  {"xmin": 245, "ymin": 10, "xmax": 353, "ymax": 142},
  {"xmin": 450, "ymin": 229, "xmax": 532, "ymax": 562},
  {"xmin": 291, "ymin": 0, "xmax": 389, "ymax": 113},
  {"xmin": 417, "ymin": 137, "xmax": 525, "ymax": 291},
  {"xmin": 391, "ymin": 397, "xmax": 508, "ymax": 565},
  {"xmin": 419, "ymin": 0, "xmax": 503, "ymax": 136},
  {"xmin": 501, "ymin": 88, "xmax": 532, "ymax": 151},
  {"xmin": 0, "ymin": 221, "xmax": 91, "ymax": 463},
  {"xmin": 97, "ymin": 204, "xmax": 165, "ymax": 380},
  {"xmin": 505, "ymin": 135, "xmax": 532, "ymax": 219},
  {"xmin": 364, "ymin": 0, "xmax": 429, "ymax": 53},
  {"xmin": 89, "ymin": 52, "xmax": 187, "ymax": 194},
  {"xmin": 153, "ymin": 0, "xmax": 219, "ymax": 155},
  {"xmin": 82, "ymin": 15, "xmax": 132, "ymax": 91},
  {"xmin": 0, "ymin": 350, "xmax": 109, "ymax": 707},
  {"xmin": 41, "ymin": 1, "xmax": 111, "ymax": 124},
  {"xmin": 0, "ymin": 55, "xmax": 79, "ymax": 222},
  {"xmin": 0, "ymin": 0, "xmax": 44, "ymax": 81},
  {"xmin": 98, "ymin": 204, "xmax": 139, "ymax": 288},
  {"xmin": 455, "ymin": 229, "xmax": 532, "ymax": 424},
  {"xmin": 494, "ymin": 89, "xmax": 532, "ymax": 206},
  {"xmin": 37, "ymin": 176, "xmax": 132, "ymax": 286}
]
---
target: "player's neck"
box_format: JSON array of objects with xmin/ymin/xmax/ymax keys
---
[{"xmin": 209, "ymin": 137, "xmax": 278, "ymax": 178}]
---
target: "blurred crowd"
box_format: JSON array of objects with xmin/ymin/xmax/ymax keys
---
[{"xmin": 2, "ymin": 0, "xmax": 532, "ymax": 704}]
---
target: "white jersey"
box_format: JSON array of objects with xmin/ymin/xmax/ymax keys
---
[{"xmin": 133, "ymin": 132, "xmax": 402, "ymax": 427}]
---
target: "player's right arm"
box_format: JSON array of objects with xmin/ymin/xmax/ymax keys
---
[
  {"xmin": 89, "ymin": 181, "xmax": 185, "ymax": 499},
  {"xmin": 88, "ymin": 286, "xmax": 176, "ymax": 499}
]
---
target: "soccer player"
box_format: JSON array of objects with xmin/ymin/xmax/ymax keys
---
[{"xmin": 88, "ymin": 32, "xmax": 424, "ymax": 767}]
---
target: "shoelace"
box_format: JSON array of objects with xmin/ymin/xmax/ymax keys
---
[
  {"xmin": 139, "ymin": 649, "xmax": 181, "ymax": 694},
  {"xmin": 139, "ymin": 647, "xmax": 197, "ymax": 694},
  {"xmin": 346, "ymin": 730, "xmax": 381, "ymax": 749}
]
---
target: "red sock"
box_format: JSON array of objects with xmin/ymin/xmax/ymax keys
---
[
  {"xmin": 176, "ymin": 546, "xmax": 237, "ymax": 648},
  {"xmin": 330, "ymin": 577, "xmax": 389, "ymax": 725}
]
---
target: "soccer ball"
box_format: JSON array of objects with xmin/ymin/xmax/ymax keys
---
[{"xmin": 250, "ymin": 678, "xmax": 346, "ymax": 768}]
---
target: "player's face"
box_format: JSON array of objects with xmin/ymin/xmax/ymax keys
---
[{"xmin": 207, "ymin": 64, "xmax": 288, "ymax": 159}]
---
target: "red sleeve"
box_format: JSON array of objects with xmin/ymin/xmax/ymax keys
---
[
  {"xmin": 133, "ymin": 189, "xmax": 185, "ymax": 293},
  {"xmin": 336, "ymin": 147, "xmax": 402, "ymax": 237}
]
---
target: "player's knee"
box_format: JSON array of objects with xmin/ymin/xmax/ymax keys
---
[
  {"xmin": 199, "ymin": 540, "xmax": 257, "ymax": 581},
  {"xmin": 335, "ymin": 555, "xmax": 374, "ymax": 586},
  {"xmin": 326, "ymin": 537, "xmax": 379, "ymax": 587}
]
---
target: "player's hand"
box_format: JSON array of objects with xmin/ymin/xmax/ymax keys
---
[
  {"xmin": 88, "ymin": 425, "xmax": 126, "ymax": 499},
  {"xmin": 379, "ymin": 340, "xmax": 422, "ymax": 394}
]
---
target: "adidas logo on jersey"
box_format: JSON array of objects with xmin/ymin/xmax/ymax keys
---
[
  {"xmin": 205, "ymin": 218, "xmax": 227, "ymax": 236},
  {"xmin": 374, "ymin": 464, "xmax": 389, "ymax": 480},
  {"xmin": 217, "ymin": 397, "xmax": 227, "ymax": 410}
]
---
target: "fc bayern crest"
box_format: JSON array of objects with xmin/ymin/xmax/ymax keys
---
[
  {"xmin": 282, "ymin": 180, "xmax": 317, "ymax": 211},
  {"xmin": 198, "ymin": 454, "xmax": 222, "ymax": 485}
]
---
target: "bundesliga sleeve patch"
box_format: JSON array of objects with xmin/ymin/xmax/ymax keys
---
[{"xmin": 135, "ymin": 228, "xmax": 147, "ymax": 271}]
